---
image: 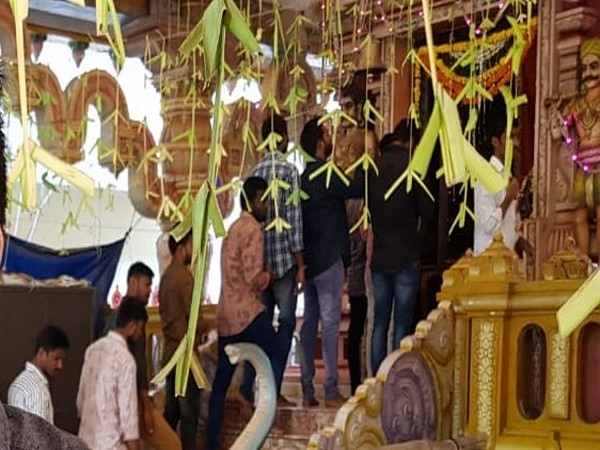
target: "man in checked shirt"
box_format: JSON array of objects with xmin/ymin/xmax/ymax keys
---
[{"xmin": 243, "ymin": 113, "xmax": 305, "ymax": 407}]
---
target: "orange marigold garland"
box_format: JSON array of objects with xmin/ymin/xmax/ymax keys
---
[{"xmin": 413, "ymin": 17, "xmax": 537, "ymax": 109}]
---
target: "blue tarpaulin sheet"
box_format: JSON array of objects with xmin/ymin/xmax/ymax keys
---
[{"xmin": 1, "ymin": 234, "xmax": 125, "ymax": 338}]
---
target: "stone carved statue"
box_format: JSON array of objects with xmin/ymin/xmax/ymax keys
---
[{"xmin": 551, "ymin": 38, "xmax": 600, "ymax": 259}]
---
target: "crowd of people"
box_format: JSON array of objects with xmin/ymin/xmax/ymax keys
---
[{"xmin": 2, "ymin": 110, "xmax": 529, "ymax": 450}]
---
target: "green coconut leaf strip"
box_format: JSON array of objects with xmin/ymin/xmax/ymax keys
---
[
  {"xmin": 384, "ymin": 169, "xmax": 409, "ymax": 200},
  {"xmin": 410, "ymin": 101, "xmax": 440, "ymax": 176},
  {"xmin": 202, "ymin": 0, "xmax": 226, "ymax": 78},
  {"xmin": 180, "ymin": 19, "xmax": 204, "ymax": 57},
  {"xmin": 465, "ymin": 107, "xmax": 478, "ymax": 134},
  {"xmin": 151, "ymin": 338, "xmax": 186, "ymax": 383},
  {"xmin": 9, "ymin": 0, "xmax": 28, "ymax": 21},
  {"xmin": 10, "ymin": 0, "xmax": 36, "ymax": 209},
  {"xmin": 265, "ymin": 217, "xmax": 292, "ymax": 233},
  {"xmin": 106, "ymin": 0, "xmax": 126, "ymax": 70},
  {"xmin": 208, "ymin": 189, "xmax": 226, "ymax": 237},
  {"xmin": 7, "ymin": 149, "xmax": 24, "ymax": 190},
  {"xmin": 557, "ymin": 270, "xmax": 600, "ymax": 338},
  {"xmin": 31, "ymin": 141, "xmax": 95, "ymax": 196},
  {"xmin": 223, "ymin": 0, "xmax": 261, "ymax": 54},
  {"xmin": 189, "ymin": 353, "xmax": 209, "ymax": 389},
  {"xmin": 462, "ymin": 138, "xmax": 506, "ymax": 194},
  {"xmin": 438, "ymin": 87, "xmax": 466, "ymax": 186},
  {"xmin": 285, "ymin": 187, "xmax": 309, "ymax": 206}
]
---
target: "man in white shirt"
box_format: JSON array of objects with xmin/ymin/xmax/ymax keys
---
[
  {"xmin": 77, "ymin": 297, "xmax": 148, "ymax": 450},
  {"xmin": 474, "ymin": 119, "xmax": 533, "ymax": 257},
  {"xmin": 8, "ymin": 325, "xmax": 70, "ymax": 424}
]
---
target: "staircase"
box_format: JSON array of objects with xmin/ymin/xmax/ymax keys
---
[
  {"xmin": 195, "ymin": 370, "xmax": 352, "ymax": 449},
  {"xmin": 195, "ymin": 402, "xmax": 339, "ymax": 449}
]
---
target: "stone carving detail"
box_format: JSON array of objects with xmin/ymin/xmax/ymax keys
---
[
  {"xmin": 415, "ymin": 305, "xmax": 455, "ymax": 438},
  {"xmin": 475, "ymin": 320, "xmax": 498, "ymax": 448},
  {"xmin": 555, "ymin": 144, "xmax": 572, "ymax": 204},
  {"xmin": 380, "ymin": 351, "xmax": 437, "ymax": 443},
  {"xmin": 342, "ymin": 379, "xmax": 386, "ymax": 449},
  {"xmin": 549, "ymin": 332, "xmax": 570, "ymax": 419},
  {"xmin": 534, "ymin": 0, "xmax": 556, "ymax": 221},
  {"xmin": 309, "ymin": 302, "xmax": 455, "ymax": 450}
]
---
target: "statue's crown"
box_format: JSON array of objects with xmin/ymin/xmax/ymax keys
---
[{"xmin": 581, "ymin": 38, "xmax": 600, "ymax": 59}]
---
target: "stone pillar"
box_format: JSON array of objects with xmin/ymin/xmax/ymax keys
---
[
  {"xmin": 556, "ymin": 5, "xmax": 599, "ymax": 94},
  {"xmin": 525, "ymin": 1, "xmax": 599, "ymax": 278}
]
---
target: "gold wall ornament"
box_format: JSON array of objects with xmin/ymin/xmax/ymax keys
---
[
  {"xmin": 548, "ymin": 331, "xmax": 570, "ymax": 419},
  {"xmin": 451, "ymin": 315, "xmax": 468, "ymax": 438},
  {"xmin": 473, "ymin": 320, "xmax": 498, "ymax": 448},
  {"xmin": 441, "ymin": 249, "xmax": 474, "ymax": 292},
  {"xmin": 541, "ymin": 237, "xmax": 589, "ymax": 280},
  {"xmin": 468, "ymin": 233, "xmax": 522, "ymax": 281}
]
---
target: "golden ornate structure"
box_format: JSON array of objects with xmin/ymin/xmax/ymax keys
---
[{"xmin": 312, "ymin": 233, "xmax": 600, "ymax": 449}]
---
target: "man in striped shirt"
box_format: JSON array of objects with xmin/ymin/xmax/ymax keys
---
[
  {"xmin": 7, "ymin": 325, "xmax": 70, "ymax": 424},
  {"xmin": 245, "ymin": 113, "xmax": 305, "ymax": 407}
]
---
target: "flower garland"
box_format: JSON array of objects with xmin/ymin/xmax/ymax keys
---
[{"xmin": 413, "ymin": 17, "xmax": 538, "ymax": 109}]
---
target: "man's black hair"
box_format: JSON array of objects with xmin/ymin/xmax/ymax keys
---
[
  {"xmin": 167, "ymin": 228, "xmax": 192, "ymax": 255},
  {"xmin": 241, "ymin": 176, "xmax": 268, "ymax": 211},
  {"xmin": 127, "ymin": 262, "xmax": 154, "ymax": 282},
  {"xmin": 393, "ymin": 118, "xmax": 420, "ymax": 144},
  {"xmin": 261, "ymin": 113, "xmax": 288, "ymax": 142},
  {"xmin": 116, "ymin": 296, "xmax": 149, "ymax": 328},
  {"xmin": 379, "ymin": 133, "xmax": 404, "ymax": 153},
  {"xmin": 482, "ymin": 113, "xmax": 521, "ymax": 160},
  {"xmin": 34, "ymin": 326, "xmax": 70, "ymax": 354},
  {"xmin": 300, "ymin": 117, "xmax": 324, "ymax": 158}
]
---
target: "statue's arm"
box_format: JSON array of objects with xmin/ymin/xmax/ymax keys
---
[{"xmin": 549, "ymin": 94, "xmax": 579, "ymax": 141}]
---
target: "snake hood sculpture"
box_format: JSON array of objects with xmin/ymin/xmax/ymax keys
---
[{"xmin": 225, "ymin": 342, "xmax": 277, "ymax": 450}]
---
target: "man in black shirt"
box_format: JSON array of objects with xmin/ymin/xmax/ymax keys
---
[
  {"xmin": 299, "ymin": 117, "xmax": 363, "ymax": 408},
  {"xmin": 368, "ymin": 120, "xmax": 434, "ymax": 374}
]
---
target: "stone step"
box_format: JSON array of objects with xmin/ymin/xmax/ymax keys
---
[{"xmin": 196, "ymin": 399, "xmax": 340, "ymax": 449}]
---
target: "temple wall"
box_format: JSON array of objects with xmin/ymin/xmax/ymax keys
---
[{"xmin": 524, "ymin": 0, "xmax": 600, "ymax": 277}]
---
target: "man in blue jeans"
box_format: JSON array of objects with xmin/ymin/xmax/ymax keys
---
[
  {"xmin": 246, "ymin": 113, "xmax": 305, "ymax": 407},
  {"xmin": 368, "ymin": 121, "xmax": 434, "ymax": 374},
  {"xmin": 299, "ymin": 117, "xmax": 364, "ymax": 408},
  {"xmin": 206, "ymin": 176, "xmax": 280, "ymax": 449}
]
